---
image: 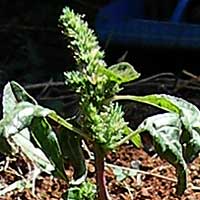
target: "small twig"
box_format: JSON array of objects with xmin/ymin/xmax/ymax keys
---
[
  {"xmin": 106, "ymin": 163, "xmax": 177, "ymax": 183},
  {"xmin": 37, "ymin": 78, "xmax": 54, "ymax": 98},
  {"xmin": 188, "ymin": 183, "xmax": 200, "ymax": 191},
  {"xmin": 24, "ymin": 81, "xmax": 65, "ymax": 90},
  {"xmin": 123, "ymin": 181, "xmax": 134, "ymax": 200},
  {"xmin": 124, "ymin": 72, "xmax": 176, "ymax": 87},
  {"xmin": 182, "ymin": 70, "xmax": 199, "ymax": 80},
  {"xmin": 4, "ymin": 167, "xmax": 24, "ymax": 179},
  {"xmin": 174, "ymin": 69, "xmax": 200, "ymax": 92},
  {"xmin": 39, "ymin": 94, "xmax": 77, "ymax": 101}
]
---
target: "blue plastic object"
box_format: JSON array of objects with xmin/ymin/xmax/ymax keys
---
[
  {"xmin": 170, "ymin": 0, "xmax": 191, "ymax": 22},
  {"xmin": 95, "ymin": 0, "xmax": 200, "ymax": 49}
]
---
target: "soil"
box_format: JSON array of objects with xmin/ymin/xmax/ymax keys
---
[{"xmin": 1, "ymin": 74, "xmax": 200, "ymax": 200}]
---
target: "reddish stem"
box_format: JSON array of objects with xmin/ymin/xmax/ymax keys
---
[{"xmin": 94, "ymin": 144, "xmax": 110, "ymax": 200}]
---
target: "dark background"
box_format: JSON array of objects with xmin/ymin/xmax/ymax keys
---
[
  {"xmin": 0, "ymin": 0, "xmax": 200, "ymax": 84},
  {"xmin": 0, "ymin": 0, "xmax": 200, "ymax": 113}
]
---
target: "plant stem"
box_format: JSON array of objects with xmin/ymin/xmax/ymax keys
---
[
  {"xmin": 48, "ymin": 113, "xmax": 93, "ymax": 141},
  {"xmin": 111, "ymin": 128, "xmax": 143, "ymax": 149},
  {"xmin": 94, "ymin": 144, "xmax": 111, "ymax": 200}
]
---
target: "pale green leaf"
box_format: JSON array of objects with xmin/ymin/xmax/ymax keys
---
[
  {"xmin": 108, "ymin": 62, "xmax": 140, "ymax": 83},
  {"xmin": 2, "ymin": 82, "xmax": 18, "ymax": 117},
  {"xmin": 2, "ymin": 102, "xmax": 52, "ymax": 136},
  {"xmin": 98, "ymin": 62, "xmax": 140, "ymax": 84},
  {"xmin": 12, "ymin": 128, "xmax": 54, "ymax": 173}
]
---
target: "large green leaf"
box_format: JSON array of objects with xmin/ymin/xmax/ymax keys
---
[
  {"xmin": 124, "ymin": 94, "xmax": 200, "ymax": 163},
  {"xmin": 57, "ymin": 127, "xmax": 87, "ymax": 184},
  {"xmin": 123, "ymin": 94, "xmax": 181, "ymax": 114},
  {"xmin": 98, "ymin": 62, "xmax": 140, "ymax": 84},
  {"xmin": 31, "ymin": 118, "xmax": 67, "ymax": 180},
  {"xmin": 139, "ymin": 113, "xmax": 187, "ymax": 195}
]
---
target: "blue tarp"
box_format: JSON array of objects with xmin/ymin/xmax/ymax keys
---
[{"xmin": 95, "ymin": 0, "xmax": 200, "ymax": 49}]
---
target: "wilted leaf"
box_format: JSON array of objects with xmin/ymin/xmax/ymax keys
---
[
  {"xmin": 2, "ymin": 102, "xmax": 52, "ymax": 136},
  {"xmin": 128, "ymin": 94, "xmax": 200, "ymax": 163},
  {"xmin": 12, "ymin": 128, "xmax": 54, "ymax": 173},
  {"xmin": 0, "ymin": 101, "xmax": 53, "ymax": 157},
  {"xmin": 139, "ymin": 113, "xmax": 187, "ymax": 195}
]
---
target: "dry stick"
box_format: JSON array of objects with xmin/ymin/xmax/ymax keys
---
[
  {"xmin": 124, "ymin": 72, "xmax": 176, "ymax": 87},
  {"xmin": 37, "ymin": 78, "xmax": 54, "ymax": 98},
  {"xmin": 182, "ymin": 70, "xmax": 199, "ymax": 79},
  {"xmin": 105, "ymin": 163, "xmax": 177, "ymax": 183},
  {"xmin": 174, "ymin": 69, "xmax": 200, "ymax": 92},
  {"xmin": 105, "ymin": 163, "xmax": 200, "ymax": 192},
  {"xmin": 24, "ymin": 81, "xmax": 65, "ymax": 90},
  {"xmin": 39, "ymin": 95, "xmax": 77, "ymax": 101}
]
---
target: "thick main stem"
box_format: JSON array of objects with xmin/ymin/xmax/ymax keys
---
[{"xmin": 94, "ymin": 144, "xmax": 110, "ymax": 200}]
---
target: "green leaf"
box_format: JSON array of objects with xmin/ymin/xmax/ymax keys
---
[
  {"xmin": 98, "ymin": 62, "xmax": 140, "ymax": 84},
  {"xmin": 12, "ymin": 128, "xmax": 54, "ymax": 173},
  {"xmin": 66, "ymin": 181, "xmax": 96, "ymax": 200},
  {"xmin": 66, "ymin": 187, "xmax": 81, "ymax": 200},
  {"xmin": 108, "ymin": 62, "xmax": 140, "ymax": 83},
  {"xmin": 113, "ymin": 167, "xmax": 126, "ymax": 182},
  {"xmin": 2, "ymin": 82, "xmax": 18, "ymax": 117},
  {"xmin": 31, "ymin": 117, "xmax": 67, "ymax": 180},
  {"xmin": 121, "ymin": 94, "xmax": 200, "ymax": 163},
  {"xmin": 0, "ymin": 101, "xmax": 53, "ymax": 156},
  {"xmin": 124, "ymin": 94, "xmax": 181, "ymax": 114},
  {"xmin": 112, "ymin": 165, "xmax": 137, "ymax": 182},
  {"xmin": 2, "ymin": 102, "xmax": 52, "ymax": 136},
  {"xmin": 125, "ymin": 127, "xmax": 141, "ymax": 148},
  {"xmin": 57, "ymin": 127, "xmax": 87, "ymax": 185},
  {"xmin": 10, "ymin": 81, "xmax": 37, "ymax": 104},
  {"xmin": 139, "ymin": 113, "xmax": 187, "ymax": 195}
]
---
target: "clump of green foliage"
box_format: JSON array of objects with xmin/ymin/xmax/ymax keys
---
[{"xmin": 1, "ymin": 5, "xmax": 200, "ymax": 200}]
